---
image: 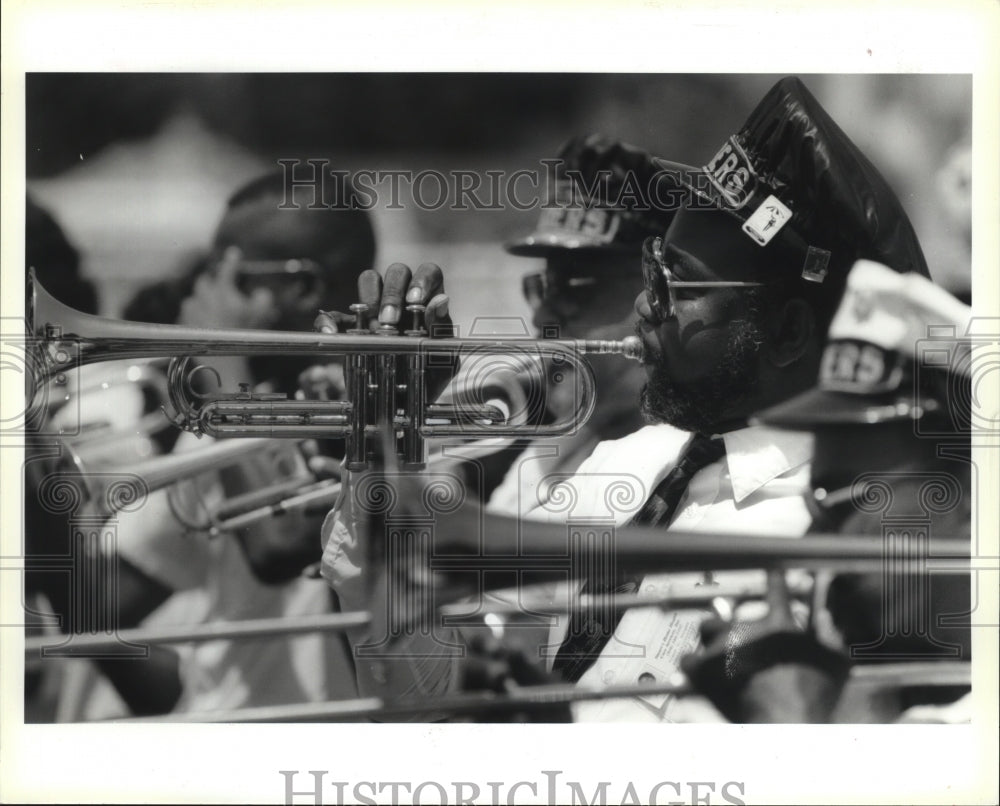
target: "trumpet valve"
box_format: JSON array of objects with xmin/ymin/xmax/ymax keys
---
[
  {"xmin": 404, "ymin": 303, "xmax": 427, "ymax": 337},
  {"xmin": 347, "ymin": 303, "xmax": 370, "ymax": 334}
]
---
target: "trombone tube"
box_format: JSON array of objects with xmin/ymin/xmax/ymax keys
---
[
  {"xmin": 104, "ymin": 662, "xmax": 972, "ymax": 723},
  {"xmin": 62, "ymin": 437, "xmax": 278, "ymax": 513},
  {"xmin": 88, "ymin": 437, "xmax": 273, "ymax": 487},
  {"xmin": 23, "ymin": 611, "xmax": 371, "ymax": 655},
  {"xmin": 207, "ymin": 481, "xmax": 342, "ymax": 535},
  {"xmin": 439, "ymin": 576, "xmax": 816, "ymax": 621}
]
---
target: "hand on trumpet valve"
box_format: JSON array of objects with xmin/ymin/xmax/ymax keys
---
[
  {"xmin": 313, "ymin": 263, "xmax": 457, "ymax": 400},
  {"xmin": 313, "ymin": 264, "xmax": 452, "ymax": 337}
]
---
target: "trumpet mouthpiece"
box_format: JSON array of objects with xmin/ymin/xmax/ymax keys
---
[
  {"xmin": 619, "ymin": 335, "xmax": 644, "ymax": 362},
  {"xmin": 577, "ymin": 336, "xmax": 643, "ymax": 361},
  {"xmin": 578, "ymin": 335, "xmax": 644, "ymax": 361}
]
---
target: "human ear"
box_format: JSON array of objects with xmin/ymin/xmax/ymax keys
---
[{"xmin": 765, "ymin": 297, "xmax": 816, "ymax": 368}]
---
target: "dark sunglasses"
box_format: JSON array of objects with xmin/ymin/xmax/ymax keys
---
[
  {"xmin": 210, "ymin": 257, "xmax": 322, "ymax": 295},
  {"xmin": 521, "ymin": 271, "xmax": 601, "ymax": 309},
  {"xmin": 641, "ymin": 236, "xmax": 764, "ymax": 321}
]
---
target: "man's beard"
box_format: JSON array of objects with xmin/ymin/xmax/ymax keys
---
[{"xmin": 639, "ymin": 316, "xmax": 766, "ymax": 434}]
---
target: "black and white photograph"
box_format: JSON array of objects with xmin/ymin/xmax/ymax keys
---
[{"xmin": 2, "ymin": 3, "xmax": 998, "ymax": 805}]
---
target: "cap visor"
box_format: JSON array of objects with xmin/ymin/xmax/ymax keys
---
[
  {"xmin": 754, "ymin": 388, "xmax": 920, "ymax": 428},
  {"xmin": 504, "ymin": 233, "xmax": 638, "ymax": 257}
]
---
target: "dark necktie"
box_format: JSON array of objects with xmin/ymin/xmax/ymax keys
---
[{"xmin": 552, "ymin": 433, "xmax": 727, "ymax": 682}]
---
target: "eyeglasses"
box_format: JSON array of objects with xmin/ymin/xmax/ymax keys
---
[
  {"xmin": 641, "ymin": 236, "xmax": 765, "ymax": 321},
  {"xmin": 223, "ymin": 258, "xmax": 322, "ymax": 295},
  {"xmin": 521, "ymin": 271, "xmax": 600, "ymax": 310},
  {"xmin": 236, "ymin": 258, "xmax": 321, "ymax": 283}
]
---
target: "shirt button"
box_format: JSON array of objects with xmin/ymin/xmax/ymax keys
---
[{"xmin": 602, "ymin": 670, "xmax": 616, "ymax": 685}]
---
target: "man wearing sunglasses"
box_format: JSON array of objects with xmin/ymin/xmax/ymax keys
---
[
  {"xmin": 483, "ymin": 135, "xmax": 674, "ymax": 510},
  {"xmin": 70, "ymin": 170, "xmax": 376, "ymax": 718},
  {"xmin": 562, "ymin": 77, "xmax": 931, "ymax": 719},
  {"xmin": 321, "ymin": 77, "xmax": 935, "ymax": 721}
]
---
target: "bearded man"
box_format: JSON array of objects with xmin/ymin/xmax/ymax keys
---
[{"xmin": 320, "ymin": 76, "xmax": 934, "ymax": 722}]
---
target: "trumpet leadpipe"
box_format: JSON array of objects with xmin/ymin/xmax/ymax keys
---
[{"xmin": 30, "ymin": 269, "xmax": 643, "ymax": 376}]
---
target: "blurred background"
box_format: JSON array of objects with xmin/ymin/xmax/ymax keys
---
[{"xmin": 26, "ymin": 73, "xmax": 972, "ymax": 326}]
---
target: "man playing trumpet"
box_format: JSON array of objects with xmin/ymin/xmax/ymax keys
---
[{"xmin": 319, "ymin": 76, "xmax": 937, "ymax": 722}]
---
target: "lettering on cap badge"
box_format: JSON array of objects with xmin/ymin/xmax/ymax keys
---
[
  {"xmin": 820, "ymin": 340, "xmax": 893, "ymax": 391},
  {"xmin": 536, "ymin": 204, "xmax": 621, "ymax": 244},
  {"xmin": 704, "ymin": 136, "xmax": 758, "ymax": 209}
]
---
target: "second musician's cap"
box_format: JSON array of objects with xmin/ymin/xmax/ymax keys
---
[
  {"xmin": 754, "ymin": 260, "xmax": 972, "ymax": 428},
  {"xmin": 506, "ymin": 134, "xmax": 676, "ymax": 257}
]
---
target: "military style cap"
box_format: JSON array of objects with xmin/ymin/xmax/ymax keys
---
[
  {"xmin": 652, "ymin": 77, "xmax": 930, "ymax": 285},
  {"xmin": 755, "ymin": 260, "xmax": 972, "ymax": 427},
  {"xmin": 506, "ymin": 134, "xmax": 676, "ymax": 257}
]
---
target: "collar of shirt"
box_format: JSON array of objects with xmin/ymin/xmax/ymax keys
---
[{"xmin": 717, "ymin": 425, "xmax": 813, "ymax": 504}]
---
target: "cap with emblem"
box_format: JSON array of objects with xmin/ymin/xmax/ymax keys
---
[
  {"xmin": 506, "ymin": 134, "xmax": 675, "ymax": 257},
  {"xmin": 651, "ymin": 76, "xmax": 930, "ymax": 287},
  {"xmin": 753, "ymin": 260, "xmax": 972, "ymax": 427}
]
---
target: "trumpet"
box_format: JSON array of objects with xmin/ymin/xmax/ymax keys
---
[
  {"xmin": 45, "ymin": 436, "xmax": 284, "ymax": 517},
  {"xmin": 27, "ymin": 269, "xmax": 643, "ymax": 471},
  {"xmin": 201, "ymin": 477, "xmax": 341, "ymax": 536},
  {"xmin": 154, "ymin": 432, "xmax": 525, "ymax": 534}
]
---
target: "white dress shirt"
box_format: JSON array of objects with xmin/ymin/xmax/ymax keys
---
[
  {"xmin": 555, "ymin": 423, "xmax": 814, "ymax": 721},
  {"xmin": 321, "ymin": 422, "xmax": 813, "ymax": 721}
]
